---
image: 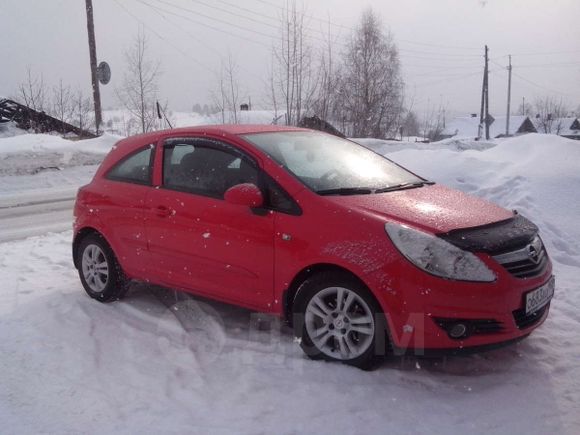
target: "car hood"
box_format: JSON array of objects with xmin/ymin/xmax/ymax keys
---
[{"xmin": 326, "ymin": 184, "xmax": 514, "ymax": 233}]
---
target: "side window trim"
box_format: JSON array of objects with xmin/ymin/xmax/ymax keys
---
[
  {"xmin": 258, "ymin": 171, "xmax": 303, "ymax": 216},
  {"xmin": 105, "ymin": 144, "xmax": 155, "ymax": 186},
  {"xmin": 161, "ymin": 137, "xmax": 259, "ymax": 200},
  {"xmin": 164, "ymin": 137, "xmax": 258, "ymax": 167}
]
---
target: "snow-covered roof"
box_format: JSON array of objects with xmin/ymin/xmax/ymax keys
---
[
  {"xmin": 442, "ymin": 115, "xmax": 535, "ymax": 138},
  {"xmin": 546, "ymin": 117, "xmax": 580, "ymax": 136}
]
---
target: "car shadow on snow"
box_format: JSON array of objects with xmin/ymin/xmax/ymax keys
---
[{"xmin": 117, "ymin": 282, "xmax": 541, "ymax": 379}]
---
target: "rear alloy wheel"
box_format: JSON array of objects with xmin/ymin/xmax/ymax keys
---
[
  {"xmin": 82, "ymin": 244, "xmax": 109, "ymax": 293},
  {"xmin": 77, "ymin": 234, "xmax": 128, "ymax": 302},
  {"xmin": 294, "ymin": 273, "xmax": 386, "ymax": 369}
]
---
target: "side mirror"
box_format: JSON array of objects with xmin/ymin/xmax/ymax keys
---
[{"xmin": 224, "ymin": 183, "xmax": 264, "ymax": 208}]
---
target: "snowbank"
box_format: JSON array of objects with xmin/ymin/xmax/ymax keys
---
[
  {"xmin": 0, "ymin": 132, "xmax": 119, "ymax": 154},
  {"xmin": 0, "ymin": 121, "xmax": 26, "ymax": 138},
  {"xmin": 388, "ymin": 133, "xmax": 580, "ymax": 259},
  {"xmin": 0, "ymin": 133, "xmax": 119, "ymax": 180},
  {"xmin": 353, "ymin": 136, "xmax": 497, "ymax": 153}
]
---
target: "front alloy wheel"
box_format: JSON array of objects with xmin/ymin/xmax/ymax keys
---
[
  {"xmin": 294, "ymin": 272, "xmax": 386, "ymax": 369},
  {"xmin": 305, "ymin": 286, "xmax": 375, "ymax": 360}
]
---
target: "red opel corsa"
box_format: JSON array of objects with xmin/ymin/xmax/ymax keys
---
[{"xmin": 73, "ymin": 125, "xmax": 554, "ymax": 368}]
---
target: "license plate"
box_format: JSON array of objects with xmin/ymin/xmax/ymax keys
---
[{"xmin": 525, "ymin": 276, "xmax": 555, "ymax": 315}]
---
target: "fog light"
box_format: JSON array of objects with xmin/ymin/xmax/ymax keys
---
[{"xmin": 448, "ymin": 323, "xmax": 468, "ymax": 339}]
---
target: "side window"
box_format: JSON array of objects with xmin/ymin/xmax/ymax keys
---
[
  {"xmin": 106, "ymin": 146, "xmax": 153, "ymax": 185},
  {"xmin": 163, "ymin": 141, "xmax": 258, "ymax": 199}
]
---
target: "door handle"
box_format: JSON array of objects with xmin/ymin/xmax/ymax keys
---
[{"xmin": 155, "ymin": 205, "xmax": 172, "ymax": 218}]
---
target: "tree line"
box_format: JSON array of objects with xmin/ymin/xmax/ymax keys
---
[{"xmin": 13, "ymin": 4, "xmax": 580, "ymax": 140}]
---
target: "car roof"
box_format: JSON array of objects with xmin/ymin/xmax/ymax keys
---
[{"xmin": 119, "ymin": 124, "xmax": 307, "ymax": 145}]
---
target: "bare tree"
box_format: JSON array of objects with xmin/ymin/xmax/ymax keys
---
[
  {"xmin": 72, "ymin": 90, "xmax": 94, "ymax": 137},
  {"xmin": 212, "ymin": 71, "xmax": 227, "ymax": 124},
  {"xmin": 267, "ymin": 52, "xmax": 279, "ymax": 120},
  {"xmin": 225, "ymin": 56, "xmax": 240, "ymax": 123},
  {"xmin": 516, "ymin": 100, "xmax": 533, "ymax": 116},
  {"xmin": 211, "ymin": 54, "xmax": 241, "ymax": 124},
  {"xmin": 273, "ymin": 1, "xmax": 318, "ymax": 125},
  {"xmin": 402, "ymin": 111, "xmax": 420, "ymax": 138},
  {"xmin": 117, "ymin": 30, "xmax": 161, "ymax": 134},
  {"xmin": 16, "ymin": 67, "xmax": 48, "ymax": 132},
  {"xmin": 52, "ymin": 80, "xmax": 74, "ymax": 134},
  {"xmin": 534, "ymin": 96, "xmax": 569, "ymax": 134},
  {"xmin": 339, "ymin": 8, "xmax": 404, "ymax": 138},
  {"xmin": 311, "ymin": 18, "xmax": 340, "ymax": 123},
  {"xmin": 18, "ymin": 67, "xmax": 47, "ymax": 113},
  {"xmin": 421, "ymin": 102, "xmax": 446, "ymax": 142}
]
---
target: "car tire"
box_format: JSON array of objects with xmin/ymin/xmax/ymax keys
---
[
  {"xmin": 76, "ymin": 233, "xmax": 129, "ymax": 302},
  {"xmin": 293, "ymin": 272, "xmax": 388, "ymax": 370}
]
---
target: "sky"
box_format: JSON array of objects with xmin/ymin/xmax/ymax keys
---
[{"xmin": 1, "ymin": 0, "xmax": 579, "ymax": 121}]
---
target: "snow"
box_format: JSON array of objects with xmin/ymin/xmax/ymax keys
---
[
  {"xmin": 0, "ymin": 121, "xmax": 26, "ymax": 138},
  {"xmin": 0, "ymin": 131, "xmax": 119, "ymax": 155},
  {"xmin": 101, "ymin": 109, "xmax": 285, "ymax": 136},
  {"xmin": 0, "ymin": 133, "xmax": 115, "ymax": 241},
  {"xmin": 1, "ymin": 131, "xmax": 580, "ymax": 433},
  {"xmin": 441, "ymin": 115, "xmax": 535, "ymax": 138},
  {"xmin": 536, "ymin": 117, "xmax": 580, "ymax": 137}
]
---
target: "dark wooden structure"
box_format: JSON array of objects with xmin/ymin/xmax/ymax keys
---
[
  {"xmin": 298, "ymin": 115, "xmax": 345, "ymax": 138},
  {"xmin": 0, "ymin": 98, "xmax": 96, "ymax": 138}
]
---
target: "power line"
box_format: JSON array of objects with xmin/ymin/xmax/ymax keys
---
[
  {"xmin": 491, "ymin": 57, "xmax": 576, "ymax": 97},
  {"xmin": 215, "ymin": 0, "xmax": 280, "ymax": 24},
  {"xmin": 149, "ymin": 0, "xmax": 279, "ymax": 46},
  {"xmin": 253, "ymin": 0, "xmax": 482, "ymax": 51},
  {"xmin": 135, "ymin": 0, "xmax": 267, "ymax": 83},
  {"xmin": 185, "ymin": 0, "xmax": 280, "ymax": 31},
  {"xmin": 412, "ymin": 69, "xmax": 488, "ymax": 89},
  {"xmin": 112, "ymin": 0, "xmax": 218, "ymax": 74},
  {"xmin": 513, "ymin": 62, "xmax": 580, "ymax": 69},
  {"xmin": 501, "ymin": 49, "xmax": 580, "ymax": 57},
  {"xmin": 511, "ymin": 71, "xmax": 570, "ymax": 97},
  {"xmin": 137, "ymin": 0, "xmax": 217, "ymax": 55},
  {"xmin": 147, "ymin": 0, "xmax": 482, "ymax": 61}
]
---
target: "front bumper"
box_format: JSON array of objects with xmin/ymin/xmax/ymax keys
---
[{"xmin": 370, "ymin": 252, "xmax": 554, "ymax": 353}]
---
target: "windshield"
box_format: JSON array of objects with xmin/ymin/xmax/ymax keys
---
[{"xmin": 242, "ymin": 131, "xmax": 425, "ymax": 194}]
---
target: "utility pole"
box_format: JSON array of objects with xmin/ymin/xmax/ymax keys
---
[
  {"xmin": 484, "ymin": 45, "xmax": 490, "ymax": 140},
  {"xmin": 522, "ymin": 97, "xmax": 525, "ymax": 115},
  {"xmin": 479, "ymin": 48, "xmax": 486, "ymax": 139},
  {"xmin": 506, "ymin": 55, "xmax": 512, "ymax": 135},
  {"xmin": 85, "ymin": 0, "xmax": 102, "ymax": 134},
  {"xmin": 479, "ymin": 45, "xmax": 490, "ymax": 140}
]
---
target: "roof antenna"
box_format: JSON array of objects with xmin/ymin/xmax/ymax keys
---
[{"xmin": 156, "ymin": 101, "xmax": 173, "ymax": 129}]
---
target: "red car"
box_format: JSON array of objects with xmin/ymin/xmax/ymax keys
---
[{"xmin": 73, "ymin": 125, "xmax": 554, "ymax": 368}]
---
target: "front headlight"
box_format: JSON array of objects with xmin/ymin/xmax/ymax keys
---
[{"xmin": 385, "ymin": 223, "xmax": 496, "ymax": 282}]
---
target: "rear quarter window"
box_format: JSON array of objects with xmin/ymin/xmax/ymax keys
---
[{"xmin": 105, "ymin": 145, "xmax": 154, "ymax": 185}]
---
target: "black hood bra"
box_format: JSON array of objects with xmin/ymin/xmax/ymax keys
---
[{"xmin": 438, "ymin": 213, "xmax": 539, "ymax": 255}]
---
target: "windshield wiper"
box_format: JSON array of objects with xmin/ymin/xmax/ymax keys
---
[
  {"xmin": 316, "ymin": 187, "xmax": 374, "ymax": 196},
  {"xmin": 375, "ymin": 181, "xmax": 434, "ymax": 193}
]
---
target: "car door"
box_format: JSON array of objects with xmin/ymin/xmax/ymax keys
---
[
  {"xmin": 145, "ymin": 137, "xmax": 275, "ymax": 310},
  {"xmin": 95, "ymin": 144, "xmax": 154, "ymax": 279}
]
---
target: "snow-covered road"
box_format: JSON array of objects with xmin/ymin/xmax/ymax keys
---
[{"xmin": 0, "ymin": 194, "xmax": 74, "ymax": 242}]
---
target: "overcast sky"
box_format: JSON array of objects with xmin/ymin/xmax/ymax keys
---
[{"xmin": 1, "ymin": 0, "xmax": 579, "ymax": 119}]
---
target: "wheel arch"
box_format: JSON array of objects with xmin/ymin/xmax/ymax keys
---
[
  {"xmin": 72, "ymin": 227, "xmax": 109, "ymax": 269},
  {"xmin": 282, "ymin": 263, "xmax": 374, "ymax": 326}
]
